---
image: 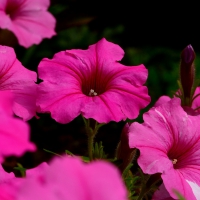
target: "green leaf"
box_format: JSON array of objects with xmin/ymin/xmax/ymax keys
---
[
  {"xmin": 81, "ymin": 156, "xmax": 90, "ymax": 162},
  {"xmin": 43, "ymin": 149, "xmax": 63, "ymax": 157},
  {"xmin": 173, "ymin": 190, "xmax": 187, "ymax": 200},
  {"xmin": 92, "ymin": 141, "xmax": 107, "ymax": 159},
  {"xmin": 65, "ymin": 150, "xmax": 74, "ymax": 156},
  {"xmin": 14, "ymin": 163, "xmax": 26, "ymax": 177}
]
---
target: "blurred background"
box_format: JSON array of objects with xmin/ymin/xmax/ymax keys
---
[{"xmin": 2, "ymin": 0, "xmax": 200, "ymax": 171}]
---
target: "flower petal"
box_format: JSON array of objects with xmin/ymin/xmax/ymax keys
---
[
  {"xmin": 0, "ymin": 45, "xmax": 37, "ymax": 120},
  {"xmin": 0, "ymin": 116, "xmax": 35, "ymax": 162},
  {"xmin": 186, "ymin": 180, "xmax": 200, "ymax": 199},
  {"xmin": 0, "ymin": 91, "xmax": 36, "ymax": 163},
  {"xmin": 162, "ymin": 169, "xmax": 196, "ymax": 200}
]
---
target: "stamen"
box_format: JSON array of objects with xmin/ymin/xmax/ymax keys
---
[
  {"xmin": 172, "ymin": 159, "xmax": 177, "ymax": 164},
  {"xmin": 89, "ymin": 89, "xmax": 98, "ymax": 96}
]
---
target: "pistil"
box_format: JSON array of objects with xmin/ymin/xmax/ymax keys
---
[
  {"xmin": 89, "ymin": 89, "xmax": 98, "ymax": 96},
  {"xmin": 172, "ymin": 159, "xmax": 177, "ymax": 164}
]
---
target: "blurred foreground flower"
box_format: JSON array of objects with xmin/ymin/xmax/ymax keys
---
[
  {"xmin": 0, "ymin": 91, "xmax": 35, "ymax": 163},
  {"xmin": 0, "ymin": 165, "xmax": 18, "ymax": 200},
  {"xmin": 37, "ymin": 38, "xmax": 150, "ymax": 123},
  {"xmin": 0, "ymin": 45, "xmax": 37, "ymax": 120},
  {"xmin": 129, "ymin": 98, "xmax": 200, "ymax": 200},
  {"xmin": 0, "ymin": 0, "xmax": 56, "ymax": 48},
  {"xmin": 1, "ymin": 156, "xmax": 127, "ymax": 200}
]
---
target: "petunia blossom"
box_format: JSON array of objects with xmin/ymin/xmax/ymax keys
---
[
  {"xmin": 0, "ymin": 45, "xmax": 37, "ymax": 120},
  {"xmin": 15, "ymin": 156, "xmax": 128, "ymax": 200},
  {"xmin": 0, "ymin": 0, "xmax": 56, "ymax": 48},
  {"xmin": 37, "ymin": 38, "xmax": 150, "ymax": 124},
  {"xmin": 129, "ymin": 98, "xmax": 200, "ymax": 200},
  {"xmin": 0, "ymin": 91, "xmax": 36, "ymax": 163}
]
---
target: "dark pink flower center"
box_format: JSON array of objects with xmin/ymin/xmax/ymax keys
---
[
  {"xmin": 168, "ymin": 154, "xmax": 179, "ymax": 169},
  {"xmin": 5, "ymin": 1, "xmax": 22, "ymax": 19},
  {"xmin": 81, "ymin": 70, "xmax": 110, "ymax": 96},
  {"xmin": 172, "ymin": 159, "xmax": 178, "ymax": 165},
  {"xmin": 168, "ymin": 146, "xmax": 183, "ymax": 169},
  {"xmin": 167, "ymin": 140, "xmax": 196, "ymax": 170}
]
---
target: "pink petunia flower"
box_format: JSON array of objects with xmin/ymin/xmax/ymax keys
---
[
  {"xmin": 129, "ymin": 98, "xmax": 200, "ymax": 200},
  {"xmin": 0, "ymin": 91, "xmax": 36, "ymax": 163},
  {"xmin": 0, "ymin": 45, "xmax": 37, "ymax": 120},
  {"xmin": 37, "ymin": 38, "xmax": 150, "ymax": 124},
  {"xmin": 15, "ymin": 156, "xmax": 128, "ymax": 200},
  {"xmin": 0, "ymin": 0, "xmax": 56, "ymax": 48}
]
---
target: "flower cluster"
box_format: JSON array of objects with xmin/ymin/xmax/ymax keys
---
[
  {"xmin": 0, "ymin": 34, "xmax": 150, "ymax": 198},
  {"xmin": 1, "ymin": 1, "xmax": 200, "ymax": 199}
]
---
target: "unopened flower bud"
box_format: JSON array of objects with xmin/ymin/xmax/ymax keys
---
[{"xmin": 180, "ymin": 45, "xmax": 196, "ymax": 104}]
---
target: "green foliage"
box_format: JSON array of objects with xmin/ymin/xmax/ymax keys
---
[
  {"xmin": 92, "ymin": 141, "xmax": 107, "ymax": 159},
  {"xmin": 43, "ymin": 148, "xmax": 63, "ymax": 158},
  {"xmin": 173, "ymin": 190, "xmax": 187, "ymax": 200},
  {"xmin": 14, "ymin": 163, "xmax": 26, "ymax": 177}
]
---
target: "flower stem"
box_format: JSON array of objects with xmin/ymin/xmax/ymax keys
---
[
  {"xmin": 136, "ymin": 173, "xmax": 162, "ymax": 200},
  {"xmin": 88, "ymin": 132, "xmax": 95, "ymax": 160},
  {"xmin": 136, "ymin": 187, "xmax": 146, "ymax": 200},
  {"xmin": 82, "ymin": 117, "xmax": 100, "ymax": 161}
]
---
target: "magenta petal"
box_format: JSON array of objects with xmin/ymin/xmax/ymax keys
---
[
  {"xmin": 191, "ymin": 86, "xmax": 200, "ymax": 111},
  {"xmin": 162, "ymin": 169, "xmax": 196, "ymax": 200},
  {"xmin": 0, "ymin": 165, "xmax": 25, "ymax": 200},
  {"xmin": 0, "ymin": 90, "xmax": 36, "ymax": 163},
  {"xmin": 0, "ymin": 116, "xmax": 35, "ymax": 162},
  {"xmin": 37, "ymin": 82, "xmax": 86, "ymax": 124},
  {"xmin": 84, "ymin": 161, "xmax": 128, "ymax": 200},
  {"xmin": 154, "ymin": 95, "xmax": 171, "ymax": 107},
  {"xmin": 0, "ymin": 91, "xmax": 13, "ymax": 116},
  {"xmin": 186, "ymin": 180, "xmax": 200, "ymax": 199},
  {"xmin": 0, "ymin": 168, "xmax": 17, "ymax": 200},
  {"xmin": 37, "ymin": 38, "xmax": 150, "ymax": 123},
  {"xmin": 0, "ymin": 164, "xmax": 15, "ymax": 182},
  {"xmin": 0, "ymin": 45, "xmax": 37, "ymax": 120},
  {"xmin": 0, "ymin": 0, "xmax": 56, "ymax": 48},
  {"xmin": 26, "ymin": 162, "xmax": 49, "ymax": 178},
  {"xmin": 12, "ymin": 11, "xmax": 56, "ymax": 47},
  {"xmin": 67, "ymin": 38, "xmax": 125, "ymax": 66}
]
